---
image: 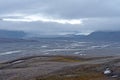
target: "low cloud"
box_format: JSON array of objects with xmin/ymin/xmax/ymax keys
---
[{"xmin": 2, "ymin": 15, "xmax": 82, "ymax": 25}]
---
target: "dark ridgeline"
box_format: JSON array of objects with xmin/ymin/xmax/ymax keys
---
[
  {"xmin": 0, "ymin": 30, "xmax": 26, "ymax": 38},
  {"xmin": 58, "ymin": 31, "xmax": 120, "ymax": 42},
  {"xmin": 0, "ymin": 30, "xmax": 120, "ymax": 42},
  {"xmin": 0, "ymin": 30, "xmax": 36, "ymax": 42},
  {"xmin": 87, "ymin": 31, "xmax": 120, "ymax": 41}
]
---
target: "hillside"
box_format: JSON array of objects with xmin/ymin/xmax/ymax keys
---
[
  {"xmin": 87, "ymin": 31, "xmax": 120, "ymax": 41},
  {"xmin": 0, "ymin": 30, "xmax": 26, "ymax": 38}
]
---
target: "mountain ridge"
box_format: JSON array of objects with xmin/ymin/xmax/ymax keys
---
[
  {"xmin": 0, "ymin": 30, "xmax": 120, "ymax": 42},
  {"xmin": 0, "ymin": 30, "xmax": 26, "ymax": 39}
]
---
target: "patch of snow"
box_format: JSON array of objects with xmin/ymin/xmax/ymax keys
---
[
  {"xmin": 0, "ymin": 50, "xmax": 22, "ymax": 56},
  {"xmin": 41, "ymin": 45, "xmax": 48, "ymax": 48},
  {"xmin": 12, "ymin": 60, "xmax": 24, "ymax": 64}
]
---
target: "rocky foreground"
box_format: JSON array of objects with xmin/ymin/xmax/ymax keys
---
[{"xmin": 0, "ymin": 55, "xmax": 120, "ymax": 80}]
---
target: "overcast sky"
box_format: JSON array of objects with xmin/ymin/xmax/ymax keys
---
[{"xmin": 0, "ymin": 0, "xmax": 120, "ymax": 36}]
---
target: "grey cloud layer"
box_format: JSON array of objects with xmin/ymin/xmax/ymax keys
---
[
  {"xmin": 0, "ymin": 0, "xmax": 120, "ymax": 36},
  {"xmin": 1, "ymin": 0, "xmax": 120, "ymax": 18}
]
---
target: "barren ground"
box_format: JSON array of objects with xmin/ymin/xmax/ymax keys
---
[{"xmin": 0, "ymin": 55, "xmax": 120, "ymax": 80}]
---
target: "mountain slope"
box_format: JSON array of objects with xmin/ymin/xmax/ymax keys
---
[
  {"xmin": 87, "ymin": 31, "xmax": 120, "ymax": 41},
  {"xmin": 0, "ymin": 30, "xmax": 37, "ymax": 42},
  {"xmin": 0, "ymin": 30, "xmax": 26, "ymax": 38}
]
